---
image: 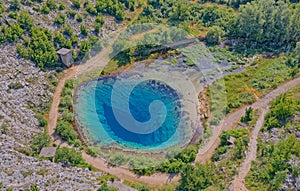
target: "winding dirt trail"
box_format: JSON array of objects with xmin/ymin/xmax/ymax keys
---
[
  {"xmin": 195, "ymin": 76, "xmax": 300, "ymax": 164},
  {"xmin": 230, "ymin": 107, "xmax": 268, "ymax": 191},
  {"xmin": 48, "ymin": 66, "xmax": 78, "ymax": 139}
]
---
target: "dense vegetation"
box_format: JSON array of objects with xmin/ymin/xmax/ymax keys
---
[
  {"xmin": 264, "ymin": 94, "xmax": 299, "ymax": 130},
  {"xmin": 106, "ymin": 145, "xmax": 199, "ymax": 175},
  {"xmin": 231, "ymin": 0, "xmax": 300, "ymax": 52},
  {"xmin": 246, "ymin": 135, "xmax": 300, "ymax": 190},
  {"xmin": 199, "ymin": 0, "xmax": 252, "ymax": 8},
  {"xmin": 55, "ymin": 80, "xmax": 78, "ymax": 144},
  {"xmin": 55, "ymin": 147, "xmax": 92, "ymax": 169},
  {"xmin": 135, "ymin": 0, "xmax": 300, "ymax": 51},
  {"xmin": 177, "ymin": 118, "xmax": 254, "ymax": 190},
  {"xmin": 0, "ymin": 0, "xmax": 141, "ymax": 69}
]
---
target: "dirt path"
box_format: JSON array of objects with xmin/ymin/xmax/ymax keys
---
[
  {"xmin": 47, "ymin": 66, "xmax": 78, "ymax": 139},
  {"xmin": 230, "ymin": 107, "xmax": 268, "ymax": 191},
  {"xmin": 82, "ymin": 152, "xmax": 180, "ymax": 186},
  {"xmin": 195, "ymin": 76, "xmax": 300, "ymax": 164},
  {"xmin": 46, "ymin": 8, "xmax": 300, "ymax": 185}
]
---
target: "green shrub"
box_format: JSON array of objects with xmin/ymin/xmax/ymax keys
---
[
  {"xmin": 8, "ymin": 82, "xmax": 24, "ymax": 89},
  {"xmin": 36, "ymin": 113, "xmax": 48, "ymax": 127},
  {"xmin": 177, "ymin": 163, "xmax": 216, "ymax": 191},
  {"xmin": 71, "ymin": 0, "xmax": 80, "ymax": 9},
  {"xmin": 264, "ymin": 94, "xmax": 296, "ymax": 130},
  {"xmin": 220, "ymin": 128, "xmax": 248, "ymax": 146},
  {"xmin": 63, "ymin": 25, "xmax": 73, "ymax": 37},
  {"xmin": 67, "ymin": 10, "xmax": 76, "ymax": 18},
  {"xmin": 85, "ymin": 147, "xmax": 98, "ymax": 157},
  {"xmin": 17, "ymin": 11, "xmax": 34, "ymax": 31},
  {"xmin": 41, "ymin": 6, "xmax": 50, "ymax": 14},
  {"xmin": 2, "ymin": 24, "xmax": 24, "ymax": 43},
  {"xmin": 73, "ymin": 139, "xmax": 82, "ymax": 147},
  {"xmin": 55, "ymin": 120, "xmax": 78, "ymax": 144},
  {"xmin": 108, "ymin": 152, "xmax": 128, "ymax": 166},
  {"xmin": 58, "ymin": 3, "xmax": 65, "ymax": 10},
  {"xmin": 95, "ymin": 14, "xmax": 105, "ymax": 25},
  {"xmin": 246, "ymin": 135, "xmax": 300, "ymax": 190},
  {"xmin": 46, "ymin": 0, "xmax": 56, "ymax": 10},
  {"xmin": 1, "ymin": 124, "xmax": 9, "ymax": 134},
  {"xmin": 76, "ymin": 15, "xmax": 83, "ymax": 22},
  {"xmin": 31, "ymin": 132, "xmax": 50, "ymax": 154},
  {"xmin": 10, "ymin": 0, "xmax": 20, "ymax": 11},
  {"xmin": 97, "ymin": 182, "xmax": 118, "ymax": 191},
  {"xmin": 64, "ymin": 80, "xmax": 73, "ymax": 89},
  {"xmin": 206, "ymin": 26, "xmax": 225, "ymax": 45},
  {"xmin": 62, "ymin": 110, "xmax": 73, "ymax": 122},
  {"xmin": 80, "ymin": 25, "xmax": 88, "ymax": 36},
  {"xmin": 17, "ymin": 27, "xmax": 58, "ymax": 69},
  {"xmin": 86, "ymin": 4, "xmax": 97, "ymax": 16},
  {"xmin": 54, "ymin": 14, "xmax": 66, "ymax": 25},
  {"xmin": 241, "ymin": 107, "xmax": 253, "ymax": 123},
  {"xmin": 55, "ymin": 147, "xmax": 89, "ymax": 168},
  {"xmin": 59, "ymin": 95, "xmax": 72, "ymax": 109},
  {"xmin": 212, "ymin": 146, "xmax": 228, "ymax": 161}
]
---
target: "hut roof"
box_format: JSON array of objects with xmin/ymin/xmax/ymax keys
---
[
  {"xmin": 39, "ymin": 147, "xmax": 57, "ymax": 158},
  {"xmin": 57, "ymin": 48, "xmax": 71, "ymax": 55},
  {"xmin": 226, "ymin": 136, "xmax": 236, "ymax": 145}
]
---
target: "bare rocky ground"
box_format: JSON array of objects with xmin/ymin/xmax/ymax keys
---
[
  {"xmin": 0, "ymin": 45, "xmax": 104, "ymax": 190},
  {"xmin": 0, "ymin": 134, "xmax": 103, "ymax": 190},
  {"xmin": 0, "ymin": 1, "xmax": 127, "ymax": 188}
]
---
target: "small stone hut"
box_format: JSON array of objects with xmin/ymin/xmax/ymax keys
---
[
  {"xmin": 226, "ymin": 136, "xmax": 236, "ymax": 145},
  {"xmin": 57, "ymin": 48, "xmax": 73, "ymax": 67},
  {"xmin": 39, "ymin": 147, "xmax": 57, "ymax": 161}
]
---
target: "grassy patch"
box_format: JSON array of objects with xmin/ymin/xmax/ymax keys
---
[{"xmin": 208, "ymin": 57, "xmax": 294, "ymax": 125}]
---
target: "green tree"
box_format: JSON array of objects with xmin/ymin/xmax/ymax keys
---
[
  {"xmin": 10, "ymin": 0, "xmax": 20, "ymax": 11},
  {"xmin": 0, "ymin": 1, "xmax": 4, "ymax": 14},
  {"xmin": 55, "ymin": 147, "xmax": 88, "ymax": 167},
  {"xmin": 31, "ymin": 133, "xmax": 50, "ymax": 154},
  {"xmin": 17, "ymin": 11, "xmax": 34, "ymax": 31},
  {"xmin": 71, "ymin": 0, "xmax": 81, "ymax": 9},
  {"xmin": 241, "ymin": 107, "xmax": 253, "ymax": 123},
  {"xmin": 1, "ymin": 124, "xmax": 9, "ymax": 134},
  {"xmin": 2, "ymin": 24, "xmax": 24, "ymax": 43},
  {"xmin": 206, "ymin": 26, "xmax": 225, "ymax": 45},
  {"xmin": 80, "ymin": 25, "xmax": 88, "ymax": 36},
  {"xmin": 55, "ymin": 120, "xmax": 78, "ymax": 143},
  {"xmin": 46, "ymin": 0, "xmax": 56, "ymax": 10},
  {"xmin": 288, "ymin": 5, "xmax": 300, "ymax": 43},
  {"xmin": 62, "ymin": 110, "xmax": 73, "ymax": 122},
  {"xmin": 78, "ymin": 40, "xmax": 91, "ymax": 57},
  {"xmin": 30, "ymin": 28, "xmax": 58, "ymax": 68},
  {"xmin": 177, "ymin": 163, "xmax": 215, "ymax": 191}
]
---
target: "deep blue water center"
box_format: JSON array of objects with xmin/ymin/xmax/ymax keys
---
[{"xmin": 75, "ymin": 76, "xmax": 183, "ymax": 149}]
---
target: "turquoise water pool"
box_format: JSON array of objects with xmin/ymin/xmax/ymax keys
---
[{"xmin": 74, "ymin": 76, "xmax": 187, "ymax": 150}]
